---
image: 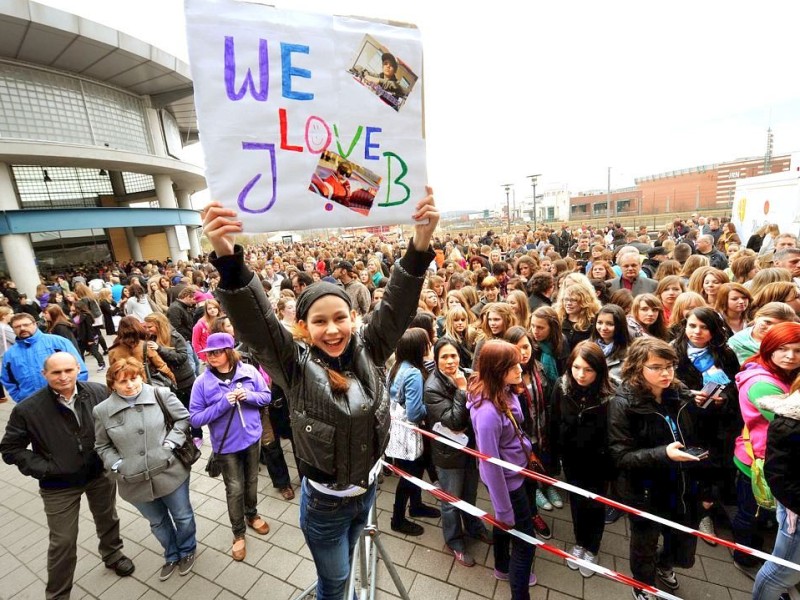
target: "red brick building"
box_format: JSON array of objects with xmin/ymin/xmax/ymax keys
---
[{"xmin": 566, "ymin": 154, "xmax": 792, "ymax": 220}]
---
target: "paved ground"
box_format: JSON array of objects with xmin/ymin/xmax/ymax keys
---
[{"xmin": 0, "ymin": 358, "xmax": 772, "ymax": 600}]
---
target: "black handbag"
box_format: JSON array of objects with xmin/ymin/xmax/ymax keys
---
[
  {"xmin": 206, "ymin": 407, "xmax": 236, "ymax": 478},
  {"xmin": 152, "ymin": 387, "xmax": 201, "ymax": 468}
]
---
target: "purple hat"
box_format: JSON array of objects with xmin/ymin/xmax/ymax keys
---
[{"xmin": 201, "ymin": 333, "xmax": 235, "ymax": 353}]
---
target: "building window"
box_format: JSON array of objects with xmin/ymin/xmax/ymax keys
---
[
  {"xmin": 617, "ymin": 199, "xmax": 632, "ymax": 212},
  {"xmin": 571, "ymin": 204, "xmax": 588, "ymax": 214},
  {"xmin": 593, "ymin": 202, "xmax": 607, "ymax": 215},
  {"xmin": 0, "ymin": 63, "xmax": 152, "ymax": 154},
  {"xmin": 12, "ymin": 166, "xmax": 112, "ymax": 209}
]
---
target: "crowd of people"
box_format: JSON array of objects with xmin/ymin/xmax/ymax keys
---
[{"xmin": 1, "ymin": 202, "xmax": 800, "ymax": 600}]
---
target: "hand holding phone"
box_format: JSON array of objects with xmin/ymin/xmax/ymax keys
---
[{"xmin": 683, "ymin": 447, "xmax": 709, "ymax": 460}]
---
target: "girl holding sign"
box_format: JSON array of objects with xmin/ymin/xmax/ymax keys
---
[{"xmin": 201, "ymin": 192, "xmax": 439, "ymax": 600}]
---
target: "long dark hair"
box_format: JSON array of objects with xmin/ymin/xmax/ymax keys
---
[
  {"xmin": 590, "ymin": 304, "xmax": 632, "ymax": 361},
  {"xmin": 504, "ymin": 326, "xmax": 537, "ymax": 378},
  {"xmin": 674, "ymin": 306, "xmax": 731, "ymax": 358},
  {"xmin": 565, "ymin": 341, "xmax": 614, "ymax": 398},
  {"xmin": 531, "ymin": 306, "xmax": 563, "ymax": 358},
  {"xmin": 388, "ymin": 327, "xmax": 431, "ymax": 385}
]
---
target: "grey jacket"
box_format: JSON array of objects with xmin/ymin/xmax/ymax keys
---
[
  {"xmin": 607, "ymin": 275, "xmax": 657, "ymax": 297},
  {"xmin": 213, "ymin": 244, "xmax": 433, "ymax": 488},
  {"xmin": 93, "ymin": 384, "xmax": 190, "ymax": 503}
]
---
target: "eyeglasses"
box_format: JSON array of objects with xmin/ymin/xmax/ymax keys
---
[
  {"xmin": 206, "ymin": 349, "xmax": 227, "ymax": 357},
  {"xmin": 643, "ymin": 364, "xmax": 676, "ymax": 374}
]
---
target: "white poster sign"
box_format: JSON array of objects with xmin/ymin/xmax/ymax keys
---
[{"xmin": 185, "ymin": 0, "xmax": 427, "ymax": 233}]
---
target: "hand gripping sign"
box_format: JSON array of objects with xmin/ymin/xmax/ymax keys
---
[{"xmin": 185, "ymin": 0, "xmax": 427, "ymax": 232}]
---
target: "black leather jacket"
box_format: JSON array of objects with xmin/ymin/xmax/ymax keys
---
[
  {"xmin": 423, "ymin": 367, "xmax": 472, "ymax": 469},
  {"xmin": 213, "ymin": 244, "xmax": 433, "ymax": 487}
]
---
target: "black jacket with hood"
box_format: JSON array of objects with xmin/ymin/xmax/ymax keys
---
[{"xmin": 608, "ymin": 381, "xmax": 704, "ymax": 515}]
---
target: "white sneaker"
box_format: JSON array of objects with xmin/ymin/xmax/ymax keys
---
[
  {"xmin": 566, "ymin": 545, "xmax": 584, "ymax": 571},
  {"xmin": 579, "ymin": 549, "xmax": 598, "ymax": 578},
  {"xmin": 698, "ymin": 515, "xmax": 717, "ymax": 546},
  {"xmin": 631, "ymin": 589, "xmax": 657, "ymax": 600}
]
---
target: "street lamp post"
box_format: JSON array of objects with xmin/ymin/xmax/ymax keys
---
[
  {"xmin": 502, "ymin": 183, "xmax": 513, "ymax": 233},
  {"xmin": 527, "ymin": 174, "xmax": 541, "ymax": 230}
]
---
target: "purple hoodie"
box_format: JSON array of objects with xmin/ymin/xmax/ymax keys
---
[
  {"xmin": 189, "ymin": 362, "xmax": 271, "ymax": 454},
  {"xmin": 468, "ymin": 392, "xmax": 531, "ymax": 524}
]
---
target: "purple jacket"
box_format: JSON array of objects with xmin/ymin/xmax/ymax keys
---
[
  {"xmin": 189, "ymin": 362, "xmax": 271, "ymax": 454},
  {"xmin": 468, "ymin": 392, "xmax": 531, "ymax": 524}
]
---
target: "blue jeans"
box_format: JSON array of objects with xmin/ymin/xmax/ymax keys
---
[
  {"xmin": 732, "ymin": 470, "xmax": 770, "ymax": 566},
  {"xmin": 299, "ymin": 478, "xmax": 377, "ymax": 600},
  {"xmin": 218, "ymin": 441, "xmax": 261, "ymax": 538},
  {"xmin": 132, "ymin": 477, "xmax": 196, "ymax": 563},
  {"xmin": 437, "ymin": 465, "xmax": 488, "ymax": 552},
  {"xmin": 492, "ymin": 485, "xmax": 536, "ymax": 600},
  {"xmin": 753, "ymin": 502, "xmax": 800, "ymax": 599}
]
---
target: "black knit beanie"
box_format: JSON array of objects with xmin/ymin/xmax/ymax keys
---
[{"xmin": 295, "ymin": 282, "xmax": 352, "ymax": 321}]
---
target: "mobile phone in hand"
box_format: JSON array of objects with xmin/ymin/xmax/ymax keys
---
[{"xmin": 683, "ymin": 447, "xmax": 709, "ymax": 460}]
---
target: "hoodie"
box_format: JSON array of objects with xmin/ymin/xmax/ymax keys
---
[{"xmin": 733, "ymin": 362, "xmax": 790, "ymax": 477}]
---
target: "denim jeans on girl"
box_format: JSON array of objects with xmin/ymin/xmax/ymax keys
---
[
  {"xmin": 299, "ymin": 478, "xmax": 377, "ymax": 600},
  {"xmin": 492, "ymin": 485, "xmax": 536, "ymax": 600},
  {"xmin": 753, "ymin": 502, "xmax": 800, "ymax": 599},
  {"xmin": 132, "ymin": 477, "xmax": 196, "ymax": 563},
  {"xmin": 437, "ymin": 465, "xmax": 488, "ymax": 552}
]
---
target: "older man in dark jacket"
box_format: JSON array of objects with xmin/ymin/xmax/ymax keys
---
[{"xmin": 0, "ymin": 353, "xmax": 134, "ymax": 599}]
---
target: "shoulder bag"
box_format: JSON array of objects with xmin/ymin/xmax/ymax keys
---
[
  {"xmin": 505, "ymin": 406, "xmax": 546, "ymax": 475},
  {"xmin": 152, "ymin": 387, "xmax": 201, "ymax": 468},
  {"xmin": 143, "ymin": 342, "xmax": 177, "ymax": 392},
  {"xmin": 742, "ymin": 425, "xmax": 776, "ymax": 511},
  {"xmin": 206, "ymin": 405, "xmax": 236, "ymax": 477},
  {"xmin": 385, "ymin": 375, "xmax": 424, "ymax": 461}
]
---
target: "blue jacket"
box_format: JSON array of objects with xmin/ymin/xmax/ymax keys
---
[
  {"xmin": 1, "ymin": 329, "xmax": 88, "ymax": 402},
  {"xmin": 389, "ymin": 362, "xmax": 426, "ymax": 424},
  {"xmin": 189, "ymin": 362, "xmax": 271, "ymax": 454}
]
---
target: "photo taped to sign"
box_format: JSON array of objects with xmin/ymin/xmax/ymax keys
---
[
  {"xmin": 347, "ymin": 35, "xmax": 418, "ymax": 112},
  {"xmin": 308, "ymin": 149, "xmax": 381, "ymax": 216}
]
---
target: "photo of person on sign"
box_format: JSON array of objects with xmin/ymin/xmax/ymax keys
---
[{"xmin": 308, "ymin": 151, "xmax": 380, "ymax": 216}]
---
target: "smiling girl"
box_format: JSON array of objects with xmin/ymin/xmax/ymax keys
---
[{"xmin": 201, "ymin": 194, "xmax": 438, "ymax": 600}]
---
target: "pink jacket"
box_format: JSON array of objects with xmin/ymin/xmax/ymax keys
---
[
  {"xmin": 192, "ymin": 319, "xmax": 211, "ymax": 361},
  {"xmin": 734, "ymin": 362, "xmax": 790, "ymax": 468}
]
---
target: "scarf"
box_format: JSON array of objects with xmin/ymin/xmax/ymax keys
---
[
  {"xmin": 539, "ymin": 341, "xmax": 559, "ymax": 384},
  {"xmin": 596, "ymin": 339, "xmax": 615, "ymax": 357},
  {"xmin": 687, "ymin": 344, "xmax": 731, "ymax": 385}
]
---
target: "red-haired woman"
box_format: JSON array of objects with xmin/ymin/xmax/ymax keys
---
[
  {"xmin": 731, "ymin": 322, "xmax": 800, "ymax": 573},
  {"xmin": 468, "ymin": 340, "xmax": 537, "ymax": 597}
]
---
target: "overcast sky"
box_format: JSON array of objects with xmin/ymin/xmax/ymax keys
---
[{"xmin": 40, "ymin": 0, "xmax": 800, "ymax": 214}]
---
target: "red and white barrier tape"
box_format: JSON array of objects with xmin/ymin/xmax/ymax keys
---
[
  {"xmin": 381, "ymin": 460, "xmax": 681, "ymax": 600},
  {"xmin": 394, "ymin": 419, "xmax": 800, "ymax": 573}
]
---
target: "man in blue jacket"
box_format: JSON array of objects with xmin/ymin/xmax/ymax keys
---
[{"xmin": 1, "ymin": 313, "xmax": 88, "ymax": 402}]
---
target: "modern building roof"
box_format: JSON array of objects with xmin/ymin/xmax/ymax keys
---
[{"xmin": 0, "ymin": 0, "xmax": 197, "ymax": 139}]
